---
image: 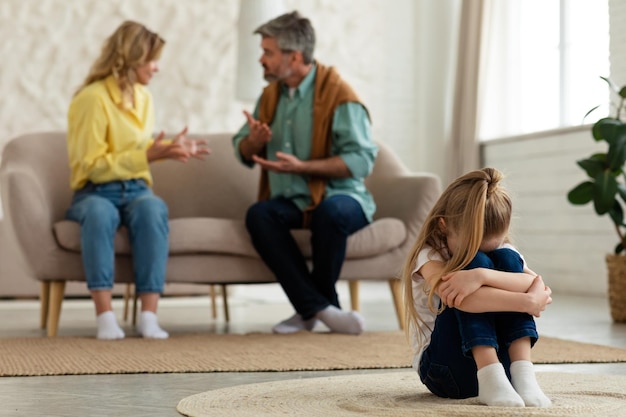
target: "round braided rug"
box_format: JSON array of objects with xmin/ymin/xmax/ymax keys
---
[{"xmin": 177, "ymin": 371, "xmax": 626, "ymax": 417}]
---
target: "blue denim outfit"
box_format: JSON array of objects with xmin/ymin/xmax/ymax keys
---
[
  {"xmin": 65, "ymin": 179, "xmax": 169, "ymax": 294},
  {"xmin": 418, "ymin": 248, "xmax": 539, "ymax": 399},
  {"xmin": 245, "ymin": 195, "xmax": 369, "ymax": 319}
]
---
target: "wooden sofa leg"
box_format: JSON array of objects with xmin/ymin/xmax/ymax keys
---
[
  {"xmin": 40, "ymin": 282, "xmax": 51, "ymax": 329},
  {"xmin": 123, "ymin": 283, "xmax": 133, "ymax": 322},
  {"xmin": 221, "ymin": 284, "xmax": 230, "ymax": 322},
  {"xmin": 209, "ymin": 285, "xmax": 218, "ymax": 319},
  {"xmin": 388, "ymin": 278, "xmax": 405, "ymax": 330},
  {"xmin": 47, "ymin": 281, "xmax": 66, "ymax": 337},
  {"xmin": 132, "ymin": 287, "xmax": 138, "ymax": 326},
  {"xmin": 349, "ymin": 281, "xmax": 360, "ymax": 311}
]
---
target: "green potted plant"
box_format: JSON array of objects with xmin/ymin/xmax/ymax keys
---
[{"xmin": 567, "ymin": 76, "xmax": 626, "ymax": 322}]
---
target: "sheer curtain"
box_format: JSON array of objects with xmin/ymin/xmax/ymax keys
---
[{"xmin": 447, "ymin": 0, "xmax": 489, "ymax": 183}]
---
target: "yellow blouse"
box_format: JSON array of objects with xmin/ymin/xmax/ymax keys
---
[{"xmin": 66, "ymin": 75, "xmax": 155, "ymax": 190}]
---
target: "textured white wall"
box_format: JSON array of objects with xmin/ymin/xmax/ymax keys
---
[{"xmin": 0, "ymin": 0, "xmax": 386, "ymax": 146}]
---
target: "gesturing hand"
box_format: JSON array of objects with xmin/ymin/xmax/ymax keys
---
[
  {"xmin": 147, "ymin": 127, "xmax": 211, "ymax": 163},
  {"xmin": 252, "ymin": 151, "xmax": 303, "ymax": 174},
  {"xmin": 244, "ymin": 110, "xmax": 271, "ymax": 149},
  {"xmin": 173, "ymin": 126, "xmax": 211, "ymax": 160}
]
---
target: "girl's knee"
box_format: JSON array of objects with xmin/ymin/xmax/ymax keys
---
[
  {"xmin": 489, "ymin": 248, "xmax": 524, "ymax": 272},
  {"xmin": 464, "ymin": 251, "xmax": 493, "ymax": 270}
]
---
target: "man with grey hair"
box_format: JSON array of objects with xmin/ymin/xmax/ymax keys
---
[{"xmin": 232, "ymin": 11, "xmax": 377, "ymax": 335}]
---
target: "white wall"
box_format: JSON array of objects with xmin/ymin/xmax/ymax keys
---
[{"xmin": 483, "ymin": 127, "xmax": 612, "ymax": 296}]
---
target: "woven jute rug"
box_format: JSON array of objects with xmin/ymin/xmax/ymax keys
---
[
  {"xmin": 1, "ymin": 331, "xmax": 626, "ymax": 377},
  {"xmin": 176, "ymin": 371, "xmax": 626, "ymax": 417}
]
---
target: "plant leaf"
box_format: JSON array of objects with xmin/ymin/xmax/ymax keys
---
[
  {"xmin": 593, "ymin": 118, "xmax": 624, "ymax": 143},
  {"xmin": 577, "ymin": 154, "xmax": 606, "ymax": 178},
  {"xmin": 615, "ymin": 241, "xmax": 624, "ymax": 255},
  {"xmin": 608, "ymin": 125, "xmax": 626, "ymax": 171},
  {"xmin": 601, "ymin": 76, "xmax": 620, "ymax": 94},
  {"xmin": 593, "ymin": 171, "xmax": 619, "ymax": 214},
  {"xmin": 609, "ymin": 199, "xmax": 624, "ymax": 228},
  {"xmin": 567, "ymin": 181, "xmax": 594, "ymax": 204}
]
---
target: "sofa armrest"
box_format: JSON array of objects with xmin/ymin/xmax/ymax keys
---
[
  {"xmin": 1, "ymin": 167, "xmax": 61, "ymax": 278},
  {"xmin": 371, "ymin": 173, "xmax": 441, "ymax": 245}
]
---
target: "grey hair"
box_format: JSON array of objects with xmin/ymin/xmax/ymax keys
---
[{"xmin": 254, "ymin": 11, "xmax": 315, "ymax": 65}]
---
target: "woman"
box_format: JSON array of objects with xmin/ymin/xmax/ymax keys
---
[{"xmin": 66, "ymin": 20, "xmax": 209, "ymax": 340}]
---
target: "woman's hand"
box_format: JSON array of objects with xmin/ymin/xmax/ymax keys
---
[
  {"xmin": 173, "ymin": 126, "xmax": 211, "ymax": 160},
  {"xmin": 439, "ymin": 269, "xmax": 485, "ymax": 307},
  {"xmin": 147, "ymin": 127, "xmax": 211, "ymax": 162}
]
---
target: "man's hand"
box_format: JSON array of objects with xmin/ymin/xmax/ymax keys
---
[
  {"xmin": 526, "ymin": 275, "xmax": 552, "ymax": 317},
  {"xmin": 252, "ymin": 151, "xmax": 304, "ymax": 174},
  {"xmin": 239, "ymin": 111, "xmax": 272, "ymax": 160}
]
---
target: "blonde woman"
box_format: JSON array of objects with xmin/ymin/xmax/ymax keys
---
[
  {"xmin": 402, "ymin": 168, "xmax": 552, "ymax": 407},
  {"xmin": 66, "ymin": 21, "xmax": 209, "ymax": 340}
]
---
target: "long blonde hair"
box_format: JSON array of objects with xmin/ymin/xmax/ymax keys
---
[
  {"xmin": 401, "ymin": 167, "xmax": 513, "ymax": 342},
  {"xmin": 75, "ymin": 20, "xmax": 165, "ymax": 106}
]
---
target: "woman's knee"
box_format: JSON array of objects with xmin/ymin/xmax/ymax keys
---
[
  {"xmin": 127, "ymin": 195, "xmax": 168, "ymax": 224},
  {"xmin": 69, "ymin": 195, "xmax": 119, "ymax": 229}
]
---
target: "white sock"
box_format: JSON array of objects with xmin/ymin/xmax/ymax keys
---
[
  {"xmin": 272, "ymin": 313, "xmax": 318, "ymax": 334},
  {"xmin": 96, "ymin": 311, "xmax": 125, "ymax": 340},
  {"xmin": 138, "ymin": 311, "xmax": 169, "ymax": 339},
  {"xmin": 510, "ymin": 360, "xmax": 552, "ymax": 407},
  {"xmin": 477, "ymin": 363, "xmax": 525, "ymax": 407},
  {"xmin": 315, "ymin": 305, "xmax": 364, "ymax": 335}
]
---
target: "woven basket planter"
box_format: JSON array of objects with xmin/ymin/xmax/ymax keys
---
[{"xmin": 606, "ymin": 254, "xmax": 626, "ymax": 322}]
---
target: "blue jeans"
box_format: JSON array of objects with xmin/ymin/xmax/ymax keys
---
[
  {"xmin": 65, "ymin": 179, "xmax": 169, "ymax": 294},
  {"xmin": 245, "ymin": 195, "xmax": 369, "ymax": 319},
  {"xmin": 419, "ymin": 248, "xmax": 538, "ymax": 399}
]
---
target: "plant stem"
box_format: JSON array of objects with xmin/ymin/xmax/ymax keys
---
[{"xmin": 614, "ymin": 221, "xmax": 626, "ymax": 254}]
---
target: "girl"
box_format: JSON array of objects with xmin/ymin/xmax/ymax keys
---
[
  {"xmin": 66, "ymin": 21, "xmax": 209, "ymax": 339},
  {"xmin": 402, "ymin": 167, "xmax": 552, "ymax": 407}
]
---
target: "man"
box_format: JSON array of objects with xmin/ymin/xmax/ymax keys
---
[{"xmin": 232, "ymin": 11, "xmax": 377, "ymax": 335}]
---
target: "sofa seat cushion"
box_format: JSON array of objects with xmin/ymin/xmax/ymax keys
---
[{"xmin": 53, "ymin": 217, "xmax": 406, "ymax": 259}]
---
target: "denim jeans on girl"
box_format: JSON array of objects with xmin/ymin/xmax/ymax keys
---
[
  {"xmin": 418, "ymin": 248, "xmax": 539, "ymax": 399},
  {"xmin": 245, "ymin": 195, "xmax": 369, "ymax": 320},
  {"xmin": 65, "ymin": 179, "xmax": 169, "ymax": 294}
]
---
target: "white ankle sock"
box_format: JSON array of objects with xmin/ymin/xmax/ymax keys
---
[
  {"xmin": 477, "ymin": 363, "xmax": 525, "ymax": 407},
  {"xmin": 510, "ymin": 360, "xmax": 552, "ymax": 407},
  {"xmin": 315, "ymin": 305, "xmax": 364, "ymax": 335},
  {"xmin": 96, "ymin": 311, "xmax": 125, "ymax": 340},
  {"xmin": 272, "ymin": 313, "xmax": 318, "ymax": 334},
  {"xmin": 138, "ymin": 311, "xmax": 169, "ymax": 339}
]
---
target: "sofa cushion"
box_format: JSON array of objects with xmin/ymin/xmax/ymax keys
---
[{"xmin": 53, "ymin": 217, "xmax": 406, "ymax": 259}]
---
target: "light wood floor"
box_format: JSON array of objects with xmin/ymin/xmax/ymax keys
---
[{"xmin": 1, "ymin": 282, "xmax": 626, "ymax": 417}]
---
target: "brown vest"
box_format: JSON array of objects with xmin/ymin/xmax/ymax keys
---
[{"xmin": 257, "ymin": 63, "xmax": 366, "ymax": 226}]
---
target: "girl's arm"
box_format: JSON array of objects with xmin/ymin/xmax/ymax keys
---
[
  {"xmin": 420, "ymin": 261, "xmax": 551, "ymax": 316},
  {"xmin": 439, "ymin": 268, "xmax": 536, "ymax": 307}
]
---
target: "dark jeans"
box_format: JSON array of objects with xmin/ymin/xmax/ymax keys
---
[
  {"xmin": 418, "ymin": 248, "xmax": 538, "ymax": 399},
  {"xmin": 245, "ymin": 195, "xmax": 369, "ymax": 319}
]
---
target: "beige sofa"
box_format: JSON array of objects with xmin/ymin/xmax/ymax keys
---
[{"xmin": 0, "ymin": 132, "xmax": 441, "ymax": 336}]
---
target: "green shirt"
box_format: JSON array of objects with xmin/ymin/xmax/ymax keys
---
[{"xmin": 233, "ymin": 66, "xmax": 378, "ymax": 222}]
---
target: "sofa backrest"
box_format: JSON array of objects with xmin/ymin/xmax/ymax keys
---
[
  {"xmin": 151, "ymin": 133, "xmax": 260, "ymax": 219},
  {"xmin": 1, "ymin": 132, "xmax": 409, "ymax": 223}
]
